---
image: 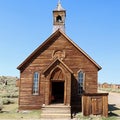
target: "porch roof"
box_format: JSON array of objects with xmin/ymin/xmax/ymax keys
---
[{"xmin": 43, "ymin": 58, "xmax": 73, "ymax": 75}]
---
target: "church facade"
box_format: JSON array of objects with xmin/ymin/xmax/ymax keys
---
[{"xmin": 17, "ymin": 1, "xmax": 108, "ymax": 117}]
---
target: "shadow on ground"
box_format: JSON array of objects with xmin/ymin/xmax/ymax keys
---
[{"xmin": 108, "ymin": 104, "xmax": 120, "ymax": 117}]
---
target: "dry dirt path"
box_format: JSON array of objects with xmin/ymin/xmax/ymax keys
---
[
  {"xmin": 108, "ymin": 92, "xmax": 120, "ymax": 108},
  {"xmin": 99, "ymin": 90, "xmax": 120, "ymax": 117},
  {"xmin": 108, "ymin": 92, "xmax": 120, "ymax": 117}
]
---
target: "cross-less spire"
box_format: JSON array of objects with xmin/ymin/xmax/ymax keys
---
[{"xmin": 55, "ymin": 0, "xmax": 65, "ymax": 11}]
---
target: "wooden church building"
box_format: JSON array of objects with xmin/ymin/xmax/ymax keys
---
[{"xmin": 17, "ymin": 1, "xmax": 108, "ymax": 117}]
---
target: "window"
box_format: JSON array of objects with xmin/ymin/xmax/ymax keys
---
[
  {"xmin": 78, "ymin": 71, "xmax": 84, "ymax": 94},
  {"xmin": 33, "ymin": 72, "xmax": 39, "ymax": 95}
]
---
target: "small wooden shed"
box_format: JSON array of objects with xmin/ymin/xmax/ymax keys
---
[{"xmin": 82, "ymin": 93, "xmax": 108, "ymax": 117}]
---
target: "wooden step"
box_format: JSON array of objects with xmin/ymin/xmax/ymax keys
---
[
  {"xmin": 42, "ymin": 109, "xmax": 70, "ymax": 114},
  {"xmin": 41, "ymin": 104, "xmax": 71, "ymax": 119},
  {"xmin": 41, "ymin": 113, "xmax": 71, "ymax": 119}
]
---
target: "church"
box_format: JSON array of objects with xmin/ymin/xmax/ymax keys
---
[{"xmin": 17, "ymin": 1, "xmax": 108, "ymax": 117}]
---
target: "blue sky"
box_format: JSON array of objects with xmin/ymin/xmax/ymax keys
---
[{"xmin": 0, "ymin": 0, "xmax": 120, "ymax": 84}]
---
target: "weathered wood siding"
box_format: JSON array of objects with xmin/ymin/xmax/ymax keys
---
[{"xmin": 19, "ymin": 33, "xmax": 99, "ymax": 110}]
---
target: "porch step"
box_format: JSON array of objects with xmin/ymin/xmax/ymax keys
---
[{"xmin": 41, "ymin": 104, "xmax": 71, "ymax": 119}]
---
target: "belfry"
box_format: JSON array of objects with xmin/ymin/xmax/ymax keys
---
[{"xmin": 53, "ymin": 0, "xmax": 66, "ymax": 32}]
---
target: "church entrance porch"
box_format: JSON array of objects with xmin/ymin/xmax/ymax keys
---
[
  {"xmin": 51, "ymin": 81, "xmax": 64, "ymax": 104},
  {"xmin": 43, "ymin": 59, "xmax": 72, "ymax": 106}
]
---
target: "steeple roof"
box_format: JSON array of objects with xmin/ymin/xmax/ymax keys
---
[{"xmin": 55, "ymin": 0, "xmax": 65, "ymax": 11}]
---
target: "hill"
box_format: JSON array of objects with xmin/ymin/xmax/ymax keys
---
[
  {"xmin": 0, "ymin": 76, "xmax": 18, "ymax": 85},
  {"xmin": 0, "ymin": 76, "xmax": 19, "ymax": 106}
]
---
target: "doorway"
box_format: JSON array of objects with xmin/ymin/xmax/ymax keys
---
[{"xmin": 51, "ymin": 81, "xmax": 64, "ymax": 103}]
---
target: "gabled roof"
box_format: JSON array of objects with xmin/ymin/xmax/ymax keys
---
[
  {"xmin": 17, "ymin": 29, "xmax": 102, "ymax": 70},
  {"xmin": 43, "ymin": 58, "xmax": 73, "ymax": 75}
]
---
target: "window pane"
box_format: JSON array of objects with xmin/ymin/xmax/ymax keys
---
[
  {"xmin": 78, "ymin": 71, "xmax": 84, "ymax": 94},
  {"xmin": 33, "ymin": 72, "xmax": 39, "ymax": 95}
]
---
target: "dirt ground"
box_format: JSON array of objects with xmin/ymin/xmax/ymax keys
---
[
  {"xmin": 108, "ymin": 92, "xmax": 120, "ymax": 117},
  {"xmin": 99, "ymin": 90, "xmax": 120, "ymax": 117},
  {"xmin": 108, "ymin": 92, "xmax": 120, "ymax": 108}
]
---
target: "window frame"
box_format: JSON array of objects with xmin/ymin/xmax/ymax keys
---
[
  {"xmin": 32, "ymin": 72, "xmax": 40, "ymax": 95},
  {"xmin": 78, "ymin": 71, "xmax": 85, "ymax": 95}
]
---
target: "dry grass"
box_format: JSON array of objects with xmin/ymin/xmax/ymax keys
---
[
  {"xmin": 76, "ymin": 112, "xmax": 120, "ymax": 120},
  {"xmin": 0, "ymin": 98, "xmax": 41, "ymax": 119},
  {"xmin": 99, "ymin": 88, "xmax": 120, "ymax": 93}
]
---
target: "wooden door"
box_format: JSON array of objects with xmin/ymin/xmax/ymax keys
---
[{"xmin": 91, "ymin": 98, "xmax": 103, "ymax": 115}]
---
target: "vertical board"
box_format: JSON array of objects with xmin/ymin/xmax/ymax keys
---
[{"xmin": 91, "ymin": 98, "xmax": 102, "ymax": 115}]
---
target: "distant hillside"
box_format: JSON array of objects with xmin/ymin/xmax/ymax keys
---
[
  {"xmin": 0, "ymin": 76, "xmax": 18, "ymax": 85},
  {"xmin": 0, "ymin": 76, "xmax": 19, "ymax": 98}
]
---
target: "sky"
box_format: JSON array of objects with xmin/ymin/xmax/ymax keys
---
[{"xmin": 0, "ymin": 0, "xmax": 120, "ymax": 84}]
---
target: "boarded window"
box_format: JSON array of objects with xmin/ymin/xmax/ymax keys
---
[{"xmin": 33, "ymin": 72, "xmax": 39, "ymax": 95}]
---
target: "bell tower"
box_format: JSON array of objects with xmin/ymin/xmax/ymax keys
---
[{"xmin": 53, "ymin": 0, "xmax": 66, "ymax": 33}]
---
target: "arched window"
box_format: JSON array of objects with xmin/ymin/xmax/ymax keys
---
[
  {"xmin": 56, "ymin": 15, "xmax": 62, "ymax": 22},
  {"xmin": 33, "ymin": 72, "xmax": 39, "ymax": 95},
  {"xmin": 78, "ymin": 71, "xmax": 84, "ymax": 94}
]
